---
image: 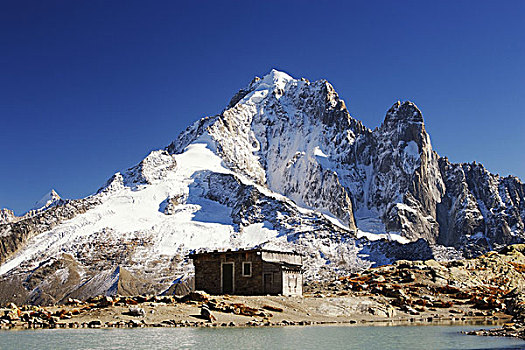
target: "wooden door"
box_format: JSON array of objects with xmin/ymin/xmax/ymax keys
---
[
  {"xmin": 222, "ymin": 263, "xmax": 234, "ymax": 294},
  {"xmin": 264, "ymin": 273, "xmax": 272, "ymax": 294}
]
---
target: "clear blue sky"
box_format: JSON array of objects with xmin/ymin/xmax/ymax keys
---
[{"xmin": 1, "ymin": 0, "xmax": 524, "ymax": 214}]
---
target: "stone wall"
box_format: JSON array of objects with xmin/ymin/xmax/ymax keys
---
[
  {"xmin": 193, "ymin": 251, "xmax": 265, "ymax": 295},
  {"xmin": 193, "ymin": 254, "xmax": 222, "ymax": 294}
]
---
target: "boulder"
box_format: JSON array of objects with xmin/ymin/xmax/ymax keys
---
[
  {"xmin": 88, "ymin": 320, "xmax": 102, "ymax": 328},
  {"xmin": 133, "ymin": 295, "xmax": 148, "ymax": 303},
  {"xmin": 371, "ymin": 275, "xmax": 386, "ymax": 283},
  {"xmin": 200, "ymin": 306, "xmax": 216, "ymax": 322},
  {"xmin": 182, "ymin": 291, "xmax": 209, "ymax": 303},
  {"xmin": 263, "ymin": 305, "xmax": 284, "ymax": 312},
  {"xmin": 129, "ymin": 319, "xmax": 142, "ymax": 327},
  {"xmin": 3, "ymin": 309, "xmax": 21, "ymax": 321},
  {"xmin": 95, "ymin": 296, "xmax": 114, "ymax": 308},
  {"xmin": 126, "ymin": 307, "xmax": 145, "ymax": 317}
]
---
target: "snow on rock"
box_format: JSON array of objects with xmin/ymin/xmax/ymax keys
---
[
  {"xmin": 0, "ymin": 69, "xmax": 523, "ymax": 302},
  {"xmin": 30, "ymin": 189, "xmax": 63, "ymax": 212},
  {"xmin": 0, "ymin": 136, "xmax": 374, "ymax": 288},
  {"xmin": 0, "ymin": 208, "xmax": 17, "ymax": 225}
]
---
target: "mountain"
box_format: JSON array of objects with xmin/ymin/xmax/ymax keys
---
[
  {"xmin": 0, "ymin": 69, "xmax": 523, "ymax": 304},
  {"xmin": 29, "ymin": 189, "xmax": 63, "ymax": 212}
]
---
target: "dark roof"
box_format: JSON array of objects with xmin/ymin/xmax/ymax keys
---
[{"xmin": 188, "ymin": 247, "xmax": 304, "ymax": 259}]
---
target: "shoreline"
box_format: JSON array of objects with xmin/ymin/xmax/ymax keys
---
[
  {"xmin": 0, "ymin": 316, "xmax": 512, "ymax": 332},
  {"xmin": 0, "ymin": 293, "xmax": 513, "ymax": 332}
]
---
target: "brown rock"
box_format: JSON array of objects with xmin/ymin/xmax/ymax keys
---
[{"xmin": 262, "ymin": 305, "xmax": 283, "ymax": 312}]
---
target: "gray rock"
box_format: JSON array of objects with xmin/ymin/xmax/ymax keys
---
[{"xmin": 126, "ymin": 307, "xmax": 145, "ymax": 317}]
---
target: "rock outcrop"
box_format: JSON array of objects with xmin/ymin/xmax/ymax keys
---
[
  {"xmin": 0, "ymin": 209, "xmax": 16, "ymax": 225},
  {"xmin": 438, "ymin": 160, "xmax": 525, "ymax": 256}
]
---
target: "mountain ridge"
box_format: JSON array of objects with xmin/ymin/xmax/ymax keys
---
[{"xmin": 0, "ymin": 69, "xmax": 523, "ymax": 304}]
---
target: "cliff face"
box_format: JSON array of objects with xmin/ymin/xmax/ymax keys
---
[
  {"xmin": 438, "ymin": 160, "xmax": 525, "ymax": 256},
  {"xmin": 0, "ymin": 69, "xmax": 523, "ymax": 303},
  {"xmin": 169, "ymin": 73, "xmax": 363, "ymax": 230}
]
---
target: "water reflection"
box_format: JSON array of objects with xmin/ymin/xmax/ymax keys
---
[{"xmin": 0, "ymin": 325, "xmax": 524, "ymax": 350}]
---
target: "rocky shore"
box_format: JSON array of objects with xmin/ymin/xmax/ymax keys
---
[
  {"xmin": 0, "ymin": 291, "xmax": 511, "ymax": 331},
  {"xmin": 464, "ymin": 286, "xmax": 525, "ymax": 339},
  {"xmin": 1, "ymin": 245, "xmax": 524, "ymax": 337}
]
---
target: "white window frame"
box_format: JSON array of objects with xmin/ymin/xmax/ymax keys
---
[{"xmin": 242, "ymin": 261, "xmax": 252, "ymax": 277}]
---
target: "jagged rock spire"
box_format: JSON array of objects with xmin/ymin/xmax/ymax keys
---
[{"xmin": 30, "ymin": 189, "xmax": 62, "ymax": 211}]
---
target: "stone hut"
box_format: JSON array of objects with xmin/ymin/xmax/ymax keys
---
[{"xmin": 189, "ymin": 248, "xmax": 303, "ymax": 296}]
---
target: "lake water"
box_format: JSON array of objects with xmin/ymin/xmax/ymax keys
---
[{"xmin": 1, "ymin": 325, "xmax": 524, "ymax": 350}]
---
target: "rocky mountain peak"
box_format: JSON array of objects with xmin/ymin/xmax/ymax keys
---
[
  {"xmin": 30, "ymin": 189, "xmax": 62, "ymax": 212},
  {"xmin": 386, "ymin": 101, "xmax": 423, "ymax": 121},
  {"xmin": 378, "ymin": 101, "xmax": 431, "ymax": 154},
  {"xmin": 256, "ymin": 69, "xmax": 294, "ymax": 90},
  {"xmin": 224, "ymin": 70, "xmax": 359, "ymax": 136},
  {"xmin": 225, "ymin": 70, "xmax": 296, "ymax": 111},
  {"xmin": 0, "ymin": 208, "xmax": 16, "ymax": 225}
]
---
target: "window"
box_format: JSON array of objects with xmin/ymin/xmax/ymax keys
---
[{"xmin": 242, "ymin": 262, "xmax": 252, "ymax": 277}]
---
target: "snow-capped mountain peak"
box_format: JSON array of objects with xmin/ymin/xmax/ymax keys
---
[
  {"xmin": 30, "ymin": 189, "xmax": 62, "ymax": 211},
  {"xmin": 254, "ymin": 69, "xmax": 294, "ymax": 93}
]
